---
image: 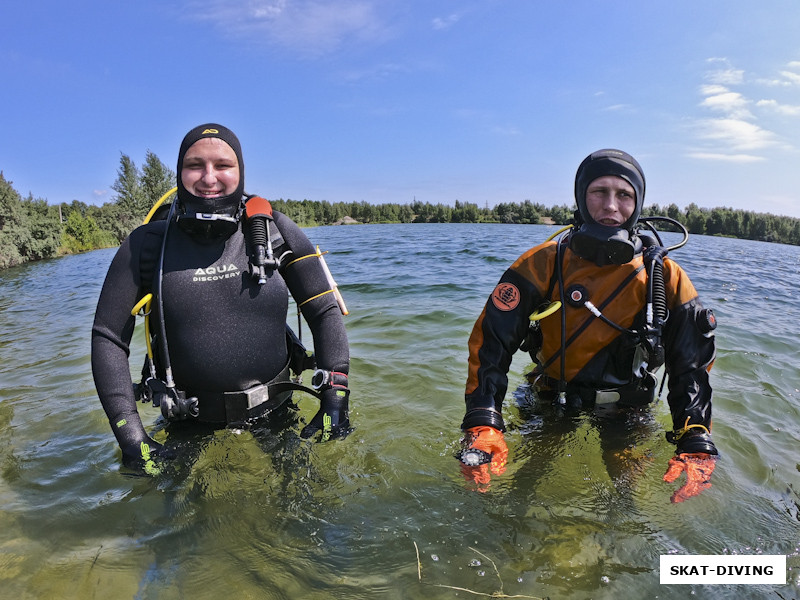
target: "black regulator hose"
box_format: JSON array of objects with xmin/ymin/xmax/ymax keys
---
[
  {"xmin": 649, "ymin": 255, "xmax": 668, "ymax": 324},
  {"xmin": 155, "ymin": 199, "xmax": 178, "ymax": 389},
  {"xmin": 556, "ymin": 236, "xmax": 568, "ymax": 398},
  {"xmin": 641, "ymin": 241, "xmax": 668, "ymax": 369},
  {"xmin": 638, "ymin": 216, "xmax": 689, "ymax": 252}
]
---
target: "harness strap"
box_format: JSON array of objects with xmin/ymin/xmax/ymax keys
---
[
  {"xmin": 139, "ymin": 223, "xmax": 167, "ymax": 292},
  {"xmin": 189, "ymin": 358, "xmax": 322, "ymax": 424},
  {"xmin": 532, "ymin": 372, "xmax": 657, "ymax": 407},
  {"xmin": 540, "ymin": 263, "xmax": 645, "ymax": 372}
]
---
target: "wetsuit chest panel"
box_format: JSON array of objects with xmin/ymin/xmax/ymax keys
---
[
  {"xmin": 161, "ymin": 226, "xmax": 289, "ymax": 393},
  {"xmin": 538, "ymin": 252, "xmax": 647, "ymax": 382}
]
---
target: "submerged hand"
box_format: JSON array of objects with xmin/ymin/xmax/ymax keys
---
[
  {"xmin": 663, "ymin": 453, "xmax": 717, "ymax": 503},
  {"xmin": 457, "ymin": 426, "xmax": 508, "ymax": 490},
  {"xmin": 301, "ymin": 388, "xmax": 351, "ymax": 441},
  {"xmin": 121, "ymin": 438, "xmax": 171, "ymax": 476}
]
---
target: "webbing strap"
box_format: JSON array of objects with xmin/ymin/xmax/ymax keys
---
[{"xmin": 540, "ymin": 263, "xmax": 645, "ymax": 372}]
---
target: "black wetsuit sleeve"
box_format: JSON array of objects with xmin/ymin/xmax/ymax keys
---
[
  {"xmin": 463, "ymin": 268, "xmax": 541, "ymax": 431},
  {"xmin": 274, "ymin": 212, "xmax": 349, "ymax": 376},
  {"xmin": 663, "ymin": 295, "xmax": 715, "ymax": 432},
  {"xmin": 91, "ymin": 229, "xmax": 152, "ymax": 451}
]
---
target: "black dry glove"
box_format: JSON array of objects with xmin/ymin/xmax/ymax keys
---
[
  {"xmin": 120, "ymin": 437, "xmax": 171, "ymax": 475},
  {"xmin": 675, "ymin": 431, "xmax": 718, "ymax": 456},
  {"xmin": 112, "ymin": 415, "xmax": 172, "ymax": 475},
  {"xmin": 301, "ymin": 387, "xmax": 352, "ymax": 441}
]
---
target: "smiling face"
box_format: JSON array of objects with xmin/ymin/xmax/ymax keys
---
[
  {"xmin": 180, "ymin": 137, "xmax": 240, "ymax": 199},
  {"xmin": 584, "ymin": 175, "xmax": 636, "ymax": 226}
]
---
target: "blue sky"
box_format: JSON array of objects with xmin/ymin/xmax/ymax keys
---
[{"xmin": 2, "ymin": 1, "xmax": 800, "ymax": 218}]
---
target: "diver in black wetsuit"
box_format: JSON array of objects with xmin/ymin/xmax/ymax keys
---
[{"xmin": 92, "ymin": 124, "xmax": 350, "ymax": 472}]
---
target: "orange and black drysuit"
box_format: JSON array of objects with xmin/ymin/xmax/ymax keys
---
[{"xmin": 463, "ymin": 237, "xmax": 715, "ymax": 436}]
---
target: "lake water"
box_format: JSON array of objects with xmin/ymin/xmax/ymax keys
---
[{"xmin": 1, "ymin": 223, "xmax": 799, "ymax": 599}]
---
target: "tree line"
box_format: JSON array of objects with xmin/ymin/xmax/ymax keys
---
[
  {"xmin": 0, "ymin": 151, "xmax": 175, "ymax": 269},
  {"xmin": 259, "ymin": 198, "xmax": 800, "ymax": 246},
  {"xmin": 2, "ymin": 151, "xmax": 800, "ymax": 270}
]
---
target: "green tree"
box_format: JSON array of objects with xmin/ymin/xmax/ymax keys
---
[
  {"xmin": 518, "ymin": 200, "xmax": 540, "ymax": 224},
  {"xmin": 62, "ymin": 210, "xmax": 96, "ymax": 251},
  {"xmin": 790, "ymin": 220, "xmax": 800, "ymax": 246},
  {"xmin": 706, "ymin": 208, "xmax": 727, "ymax": 236},
  {"xmin": 547, "ymin": 204, "xmax": 574, "ymax": 225},
  {"xmin": 398, "ymin": 204, "xmax": 414, "ymax": 223},
  {"xmin": 111, "ymin": 153, "xmax": 148, "ymax": 230},
  {"xmin": 61, "ymin": 209, "xmax": 114, "ymax": 252},
  {"xmin": 0, "ymin": 175, "xmax": 61, "ymax": 266},
  {"xmin": 22, "ymin": 195, "xmax": 61, "ymax": 260},
  {"xmin": 684, "ymin": 203, "xmax": 707, "ymax": 235},
  {"xmin": 442, "ymin": 203, "xmax": 454, "ymax": 223},
  {"xmin": 412, "ymin": 201, "xmax": 433, "ymax": 223},
  {"xmin": 86, "ymin": 203, "xmax": 128, "ymax": 244},
  {"xmin": 140, "ymin": 150, "xmax": 176, "ymax": 213},
  {"xmin": 666, "ymin": 203, "xmax": 683, "ymax": 223},
  {"xmin": 0, "ymin": 172, "xmax": 25, "ymax": 268}
]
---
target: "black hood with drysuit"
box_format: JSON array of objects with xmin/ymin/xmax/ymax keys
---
[{"xmin": 569, "ymin": 149, "xmax": 646, "ymax": 266}]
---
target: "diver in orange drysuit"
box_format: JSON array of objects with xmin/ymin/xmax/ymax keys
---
[{"xmin": 458, "ymin": 149, "xmax": 718, "ymax": 502}]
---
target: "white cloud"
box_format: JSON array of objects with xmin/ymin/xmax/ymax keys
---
[
  {"xmin": 699, "ymin": 89, "xmax": 752, "ymax": 119},
  {"xmin": 704, "ymin": 58, "xmax": 744, "ymax": 85},
  {"xmin": 699, "ymin": 84, "xmax": 728, "ymax": 96},
  {"xmin": 490, "ymin": 125, "xmax": 521, "ymax": 136},
  {"xmin": 779, "ymin": 70, "xmax": 800, "ymax": 85},
  {"xmin": 691, "ymin": 58, "xmax": 798, "ymax": 161},
  {"xmin": 602, "ymin": 103, "xmax": 633, "ymax": 112},
  {"xmin": 432, "ymin": 13, "xmax": 461, "ymax": 30},
  {"xmin": 687, "ymin": 152, "xmax": 765, "ymax": 163},
  {"xmin": 339, "ymin": 62, "xmax": 409, "ymax": 83},
  {"xmin": 181, "ymin": 0, "xmax": 388, "ymax": 55},
  {"xmin": 756, "ymin": 99, "xmax": 800, "ymax": 116},
  {"xmin": 754, "ymin": 61, "xmax": 800, "ymax": 87},
  {"xmin": 250, "ymin": 0, "xmax": 285, "ymax": 19},
  {"xmin": 695, "ymin": 118, "xmax": 778, "ymax": 152},
  {"xmin": 755, "ymin": 77, "xmax": 792, "ymax": 87}
]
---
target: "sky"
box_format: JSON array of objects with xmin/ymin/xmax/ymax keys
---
[{"xmin": 2, "ymin": 1, "xmax": 800, "ymax": 218}]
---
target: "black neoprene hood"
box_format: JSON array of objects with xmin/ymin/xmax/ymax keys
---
[
  {"xmin": 574, "ymin": 149, "xmax": 645, "ymax": 231},
  {"xmin": 176, "ymin": 123, "xmax": 245, "ymax": 216}
]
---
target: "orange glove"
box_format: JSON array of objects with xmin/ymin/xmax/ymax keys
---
[
  {"xmin": 457, "ymin": 426, "xmax": 508, "ymax": 490},
  {"xmin": 663, "ymin": 452, "xmax": 717, "ymax": 503}
]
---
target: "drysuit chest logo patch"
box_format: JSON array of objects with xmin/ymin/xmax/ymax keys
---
[
  {"xmin": 491, "ymin": 282, "xmax": 520, "ymax": 311},
  {"xmin": 193, "ymin": 263, "xmax": 240, "ymax": 282}
]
